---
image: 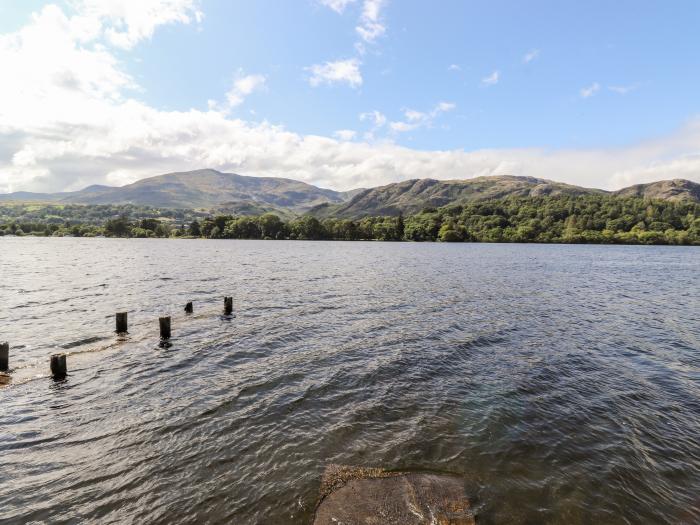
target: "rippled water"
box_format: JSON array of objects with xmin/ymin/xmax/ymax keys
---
[{"xmin": 1, "ymin": 238, "xmax": 699, "ymax": 524}]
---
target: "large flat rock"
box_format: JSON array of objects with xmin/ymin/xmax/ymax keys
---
[{"xmin": 313, "ymin": 465, "xmax": 475, "ymax": 525}]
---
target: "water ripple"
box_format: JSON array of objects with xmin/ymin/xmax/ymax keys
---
[{"xmin": 0, "ymin": 239, "xmax": 698, "ymax": 524}]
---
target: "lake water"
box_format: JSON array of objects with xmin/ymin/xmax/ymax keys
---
[{"xmin": 1, "ymin": 238, "xmax": 699, "ymax": 524}]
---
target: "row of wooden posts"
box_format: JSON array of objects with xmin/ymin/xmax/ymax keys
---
[{"xmin": 0, "ymin": 296, "xmax": 234, "ymax": 382}]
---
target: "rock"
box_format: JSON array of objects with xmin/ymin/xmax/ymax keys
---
[{"xmin": 313, "ymin": 465, "xmax": 475, "ymax": 525}]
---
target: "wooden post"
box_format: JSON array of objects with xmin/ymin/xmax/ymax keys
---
[
  {"xmin": 50, "ymin": 353, "xmax": 67, "ymax": 379},
  {"xmin": 116, "ymin": 312, "xmax": 128, "ymax": 334},
  {"xmin": 184, "ymin": 302, "xmax": 193, "ymax": 313},
  {"xmin": 159, "ymin": 316, "xmax": 171, "ymax": 339},
  {"xmin": 0, "ymin": 342, "xmax": 8, "ymax": 372},
  {"xmin": 224, "ymin": 296, "xmax": 233, "ymax": 315}
]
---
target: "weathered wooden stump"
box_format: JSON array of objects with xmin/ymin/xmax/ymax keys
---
[
  {"xmin": 116, "ymin": 312, "xmax": 128, "ymax": 334},
  {"xmin": 159, "ymin": 316, "xmax": 171, "ymax": 339},
  {"xmin": 0, "ymin": 342, "xmax": 8, "ymax": 372},
  {"xmin": 313, "ymin": 465, "xmax": 475, "ymax": 525},
  {"xmin": 50, "ymin": 353, "xmax": 67, "ymax": 379},
  {"xmin": 0, "ymin": 372, "xmax": 10, "ymax": 385},
  {"xmin": 184, "ymin": 302, "xmax": 193, "ymax": 313},
  {"xmin": 224, "ymin": 297, "xmax": 233, "ymax": 315}
]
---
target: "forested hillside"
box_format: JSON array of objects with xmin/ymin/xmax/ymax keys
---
[{"xmin": 2, "ymin": 194, "xmax": 698, "ymax": 245}]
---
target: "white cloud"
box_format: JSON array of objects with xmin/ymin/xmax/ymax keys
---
[
  {"xmin": 0, "ymin": 5, "xmax": 135, "ymax": 123},
  {"xmin": 609, "ymin": 84, "xmax": 638, "ymax": 95},
  {"xmin": 307, "ymin": 58, "xmax": 363, "ymax": 88},
  {"xmin": 1, "ymin": 3, "xmax": 699, "ymax": 196},
  {"xmin": 359, "ymin": 110, "xmax": 387, "ymax": 127},
  {"xmin": 317, "ymin": 0, "xmax": 357, "ymax": 13},
  {"xmin": 389, "ymin": 102, "xmax": 455, "ymax": 133},
  {"xmin": 76, "ymin": 0, "xmax": 203, "ymax": 49},
  {"xmin": 334, "ymin": 129, "xmax": 357, "ymax": 141},
  {"xmin": 523, "ymin": 49, "xmax": 540, "ymax": 63},
  {"xmin": 482, "ymin": 70, "xmax": 500, "ymax": 86},
  {"xmin": 3, "ymin": 100, "xmax": 700, "ymax": 194},
  {"xmin": 317, "ymin": 0, "xmax": 389, "ymax": 53},
  {"xmin": 356, "ymin": 0, "xmax": 387, "ymax": 44},
  {"xmin": 580, "ymin": 82, "xmax": 600, "ymax": 98},
  {"xmin": 315, "ymin": 0, "xmax": 387, "ymax": 85},
  {"xmin": 388, "ymin": 121, "xmax": 416, "ymax": 132},
  {"xmin": 435, "ymin": 102, "xmax": 456, "ymax": 112},
  {"xmin": 448, "ymin": 64, "xmax": 461, "ymax": 72},
  {"xmin": 225, "ymin": 72, "xmax": 266, "ymax": 108},
  {"xmin": 403, "ymin": 109, "xmax": 426, "ymax": 122}
]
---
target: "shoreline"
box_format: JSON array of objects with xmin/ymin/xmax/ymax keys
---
[{"xmin": 2, "ymin": 235, "xmax": 699, "ymax": 247}]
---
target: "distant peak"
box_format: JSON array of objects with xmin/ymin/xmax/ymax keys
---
[{"xmin": 81, "ymin": 184, "xmax": 112, "ymax": 192}]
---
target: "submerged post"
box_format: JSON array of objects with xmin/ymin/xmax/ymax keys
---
[
  {"xmin": 184, "ymin": 302, "xmax": 193, "ymax": 314},
  {"xmin": 159, "ymin": 316, "xmax": 171, "ymax": 339},
  {"xmin": 50, "ymin": 353, "xmax": 67, "ymax": 379},
  {"xmin": 0, "ymin": 342, "xmax": 8, "ymax": 372},
  {"xmin": 224, "ymin": 296, "xmax": 233, "ymax": 316},
  {"xmin": 116, "ymin": 312, "xmax": 128, "ymax": 334}
]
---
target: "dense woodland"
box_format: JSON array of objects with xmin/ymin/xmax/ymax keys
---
[{"xmin": 1, "ymin": 195, "xmax": 699, "ymax": 245}]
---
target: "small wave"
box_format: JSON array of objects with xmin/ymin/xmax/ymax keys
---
[{"xmin": 61, "ymin": 336, "xmax": 107, "ymax": 349}]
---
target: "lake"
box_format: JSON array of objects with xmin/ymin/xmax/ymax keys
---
[{"xmin": 1, "ymin": 238, "xmax": 698, "ymax": 524}]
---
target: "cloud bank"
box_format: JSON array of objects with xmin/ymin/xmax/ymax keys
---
[{"xmin": 1, "ymin": 1, "xmax": 699, "ymax": 195}]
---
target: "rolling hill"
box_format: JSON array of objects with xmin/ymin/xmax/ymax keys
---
[
  {"xmin": 309, "ymin": 176, "xmax": 607, "ymax": 218},
  {"xmin": 0, "ymin": 169, "xmax": 350, "ymax": 213},
  {"xmin": 612, "ymin": 179, "xmax": 700, "ymax": 202},
  {"xmin": 1, "ymin": 170, "xmax": 698, "ymax": 218},
  {"xmin": 311, "ymin": 176, "xmax": 700, "ymax": 218}
]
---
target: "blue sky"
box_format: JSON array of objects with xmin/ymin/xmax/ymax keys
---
[{"xmin": 1, "ymin": 1, "xmax": 699, "ymax": 192}]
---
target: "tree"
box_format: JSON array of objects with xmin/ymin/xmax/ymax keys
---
[
  {"xmin": 140, "ymin": 218, "xmax": 160, "ymax": 231},
  {"xmin": 223, "ymin": 217, "xmax": 261, "ymax": 239},
  {"xmin": 438, "ymin": 222, "xmax": 462, "ymax": 242},
  {"xmin": 290, "ymin": 216, "xmax": 324, "ymax": 240},
  {"xmin": 189, "ymin": 220, "xmax": 201, "ymax": 237},
  {"xmin": 105, "ymin": 216, "xmax": 130, "ymax": 237},
  {"xmin": 154, "ymin": 223, "xmax": 171, "ymax": 238},
  {"xmin": 131, "ymin": 227, "xmax": 153, "ymax": 238},
  {"xmin": 258, "ymin": 214, "xmax": 285, "ymax": 239}
]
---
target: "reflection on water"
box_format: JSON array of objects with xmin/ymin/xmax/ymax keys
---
[{"xmin": 1, "ymin": 238, "xmax": 699, "ymax": 524}]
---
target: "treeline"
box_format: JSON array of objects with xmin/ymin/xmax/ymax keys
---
[
  {"xmin": 0, "ymin": 203, "xmax": 199, "ymax": 222},
  {"xmin": 0, "ymin": 203, "xmax": 204, "ymax": 233},
  {"xmin": 1, "ymin": 195, "xmax": 699, "ymax": 245},
  {"xmin": 0, "ymin": 203, "xmax": 208, "ymax": 238}
]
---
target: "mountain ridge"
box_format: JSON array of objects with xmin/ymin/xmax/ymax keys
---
[
  {"xmin": 310, "ymin": 176, "xmax": 700, "ymax": 218},
  {"xmin": 1, "ymin": 170, "xmax": 698, "ymax": 217},
  {"xmin": 0, "ymin": 169, "xmax": 349, "ymax": 213}
]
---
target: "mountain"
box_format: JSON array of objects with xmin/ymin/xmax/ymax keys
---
[
  {"xmin": 0, "ymin": 191, "xmax": 65, "ymax": 202},
  {"xmin": 1, "ymin": 171, "xmax": 698, "ymax": 217},
  {"xmin": 310, "ymin": 175, "xmax": 607, "ymax": 218},
  {"xmin": 613, "ymin": 179, "xmax": 700, "ymax": 202},
  {"xmin": 0, "ymin": 169, "xmax": 348, "ymax": 212}
]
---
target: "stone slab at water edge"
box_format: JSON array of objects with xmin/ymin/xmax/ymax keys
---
[{"xmin": 313, "ymin": 465, "xmax": 475, "ymax": 525}]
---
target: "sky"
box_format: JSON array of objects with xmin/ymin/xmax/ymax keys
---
[{"xmin": 1, "ymin": 0, "xmax": 699, "ymax": 193}]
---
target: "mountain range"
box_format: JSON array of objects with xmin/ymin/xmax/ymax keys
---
[
  {"xmin": 1, "ymin": 169, "xmax": 698, "ymax": 218},
  {"xmin": 312, "ymin": 176, "xmax": 700, "ymax": 218}
]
